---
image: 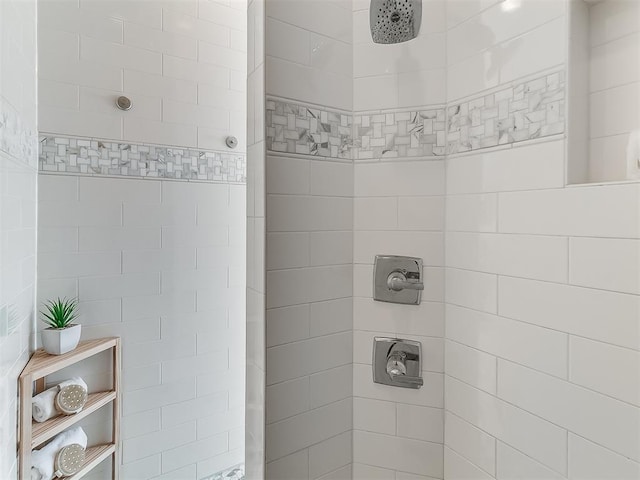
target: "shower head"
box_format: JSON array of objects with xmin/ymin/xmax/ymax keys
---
[{"xmin": 370, "ymin": 0, "xmax": 422, "ymax": 45}]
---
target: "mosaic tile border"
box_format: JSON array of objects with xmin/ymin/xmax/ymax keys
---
[
  {"xmin": 39, "ymin": 136, "xmax": 247, "ymax": 183},
  {"xmin": 352, "ymin": 108, "xmax": 446, "ymax": 160},
  {"xmin": 447, "ymin": 71, "xmax": 565, "ymax": 154},
  {"xmin": 266, "ymin": 99, "xmax": 352, "ymax": 159}
]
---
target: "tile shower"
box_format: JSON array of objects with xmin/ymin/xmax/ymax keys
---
[{"xmin": 1, "ymin": 0, "xmax": 639, "ymax": 480}]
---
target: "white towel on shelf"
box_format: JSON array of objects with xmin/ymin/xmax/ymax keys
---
[
  {"xmin": 31, "ymin": 377, "xmax": 88, "ymax": 423},
  {"xmin": 30, "ymin": 426, "xmax": 88, "ymax": 480},
  {"xmin": 31, "ymin": 387, "xmax": 58, "ymax": 423},
  {"xmin": 626, "ymin": 130, "xmax": 640, "ymax": 180},
  {"xmin": 57, "ymin": 377, "xmax": 88, "ymax": 392}
]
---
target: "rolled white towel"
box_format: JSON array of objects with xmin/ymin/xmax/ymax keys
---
[
  {"xmin": 57, "ymin": 377, "xmax": 88, "ymax": 392},
  {"xmin": 31, "ymin": 377, "xmax": 88, "ymax": 423},
  {"xmin": 31, "ymin": 388, "xmax": 58, "ymax": 423},
  {"xmin": 31, "ymin": 426, "xmax": 88, "ymax": 480}
]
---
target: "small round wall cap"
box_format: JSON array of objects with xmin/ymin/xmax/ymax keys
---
[
  {"xmin": 226, "ymin": 136, "xmax": 238, "ymax": 149},
  {"xmin": 115, "ymin": 96, "xmax": 133, "ymax": 111}
]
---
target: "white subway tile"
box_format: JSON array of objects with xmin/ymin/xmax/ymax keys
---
[
  {"xmin": 161, "ymin": 391, "xmax": 227, "ymax": 428},
  {"xmin": 354, "ymin": 197, "xmax": 398, "ymax": 231},
  {"xmin": 121, "ymin": 455, "xmax": 161, "ymax": 479},
  {"xmin": 122, "ymin": 291, "xmax": 196, "ymax": 322},
  {"xmin": 353, "ymin": 297, "xmax": 444, "ymax": 338},
  {"xmin": 308, "ymin": 431, "xmax": 352, "ymax": 479},
  {"xmin": 446, "ymin": 232, "xmax": 568, "ymax": 283},
  {"xmin": 445, "ymin": 411, "xmax": 496, "ymax": 476},
  {"xmin": 398, "ymin": 196, "xmax": 445, "ymax": 231},
  {"xmin": 38, "ymin": 227, "xmax": 79, "ymax": 253},
  {"xmin": 498, "ymin": 276, "xmax": 640, "ymax": 350},
  {"xmin": 569, "ymin": 237, "xmax": 640, "ymax": 295},
  {"xmin": 447, "ymin": 304, "xmax": 568, "ymax": 378},
  {"xmin": 266, "ymin": 265, "xmax": 352, "ymax": 309},
  {"xmin": 354, "ymin": 364, "xmax": 443, "ymax": 408},
  {"xmin": 265, "ymin": 156, "xmax": 310, "ymax": 195},
  {"xmin": 124, "ymin": 69, "xmax": 197, "ymax": 104},
  {"xmin": 309, "ymin": 160, "xmax": 353, "ymax": 197},
  {"xmin": 121, "ymin": 409, "xmax": 161, "ymax": 440},
  {"xmin": 79, "ymin": 272, "xmax": 159, "ymax": 301},
  {"xmin": 444, "ymin": 446, "xmax": 494, "ymax": 480},
  {"xmin": 446, "ymin": 376, "xmax": 567, "ymax": 475},
  {"xmin": 397, "ymin": 404, "xmax": 443, "ymax": 443},
  {"xmin": 38, "ymin": 202, "xmax": 121, "ymax": 227},
  {"xmin": 445, "ymin": 340, "xmax": 497, "ymax": 394},
  {"xmin": 124, "ymin": 22, "xmax": 196, "ymax": 59},
  {"xmin": 353, "ymin": 397, "xmax": 396, "ymax": 435},
  {"xmin": 163, "ymin": 54, "xmax": 229, "ymax": 87},
  {"xmin": 266, "ymin": 332, "xmax": 351, "ymax": 385},
  {"xmin": 123, "ymin": 335, "xmax": 196, "ymax": 369},
  {"xmin": 163, "ymin": 9, "xmax": 229, "ymax": 47},
  {"xmin": 352, "ymin": 463, "xmax": 394, "ymax": 480},
  {"xmin": 162, "ymin": 225, "xmax": 228, "ymax": 248},
  {"xmin": 309, "ymin": 231, "xmax": 353, "ymax": 267},
  {"xmin": 569, "ymin": 434, "xmax": 640, "ymax": 480},
  {"xmin": 446, "ymin": 193, "xmax": 497, "ymax": 233},
  {"xmin": 353, "ymin": 430, "xmax": 443, "ymax": 478},
  {"xmin": 266, "ymin": 232, "xmax": 310, "ymax": 270},
  {"xmin": 266, "ymin": 377, "xmax": 309, "ymax": 424},
  {"xmin": 266, "ymin": 304, "xmax": 310, "ymax": 348},
  {"xmin": 310, "ymin": 364, "xmax": 352, "ymax": 408},
  {"xmin": 196, "ymin": 406, "xmax": 244, "ymax": 440},
  {"xmin": 122, "ymin": 248, "xmax": 196, "ymax": 273},
  {"xmin": 445, "ymin": 268, "xmax": 497, "ymax": 314},
  {"xmin": 498, "ymin": 184, "xmax": 640, "ymax": 238},
  {"xmin": 497, "ymin": 441, "xmax": 565, "ymax": 480},
  {"xmin": 355, "ymin": 161, "xmax": 445, "ymax": 197},
  {"xmin": 266, "ymin": 17, "xmax": 310, "ymax": 65},
  {"xmin": 497, "ymin": 359, "xmax": 640, "ymax": 462},
  {"xmin": 265, "ymin": 399, "xmax": 351, "ymax": 462},
  {"xmin": 79, "ymin": 227, "xmax": 161, "ymax": 251},
  {"xmin": 266, "ymin": 450, "xmax": 308, "ymax": 480},
  {"xmin": 81, "ymin": 35, "xmax": 161, "ymax": 74},
  {"xmin": 123, "ymin": 377, "xmax": 195, "ymax": 417},
  {"xmin": 354, "ymin": 231, "xmax": 443, "ymax": 266},
  {"xmin": 38, "ymin": 251, "xmax": 121, "ymax": 279},
  {"xmin": 161, "ymin": 432, "xmax": 228, "ymax": 473},
  {"xmin": 446, "ymin": 141, "xmax": 565, "ymax": 194},
  {"xmin": 309, "ymin": 298, "xmax": 352, "ymax": 338},
  {"xmin": 569, "ymin": 336, "xmax": 640, "ymax": 407}
]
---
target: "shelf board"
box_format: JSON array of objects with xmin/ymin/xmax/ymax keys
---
[
  {"xmin": 68, "ymin": 444, "xmax": 115, "ymax": 480},
  {"xmin": 32, "ymin": 391, "xmax": 116, "ymax": 448},
  {"xmin": 21, "ymin": 338, "xmax": 118, "ymax": 380}
]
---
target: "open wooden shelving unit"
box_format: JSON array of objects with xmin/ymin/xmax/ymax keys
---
[{"xmin": 19, "ymin": 337, "xmax": 121, "ymax": 479}]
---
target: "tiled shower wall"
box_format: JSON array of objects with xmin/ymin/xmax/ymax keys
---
[
  {"xmin": 0, "ymin": 0, "xmax": 38, "ymax": 478},
  {"xmin": 36, "ymin": 1, "xmax": 248, "ymax": 479},
  {"xmin": 443, "ymin": 1, "xmax": 640, "ymax": 478},
  {"xmin": 245, "ymin": 0, "xmax": 266, "ymax": 478},
  {"xmin": 350, "ymin": 1, "xmax": 446, "ymax": 478},
  {"xmin": 264, "ymin": 1, "xmax": 354, "ymax": 479}
]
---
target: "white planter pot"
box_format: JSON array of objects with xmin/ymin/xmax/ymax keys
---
[{"xmin": 41, "ymin": 324, "xmax": 82, "ymax": 355}]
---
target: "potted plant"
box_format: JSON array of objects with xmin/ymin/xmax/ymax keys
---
[{"xmin": 40, "ymin": 298, "xmax": 81, "ymax": 355}]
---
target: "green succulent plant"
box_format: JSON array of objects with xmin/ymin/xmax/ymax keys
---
[{"xmin": 40, "ymin": 297, "xmax": 79, "ymax": 329}]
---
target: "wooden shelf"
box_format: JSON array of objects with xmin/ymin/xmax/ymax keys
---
[
  {"xmin": 68, "ymin": 444, "xmax": 116, "ymax": 480},
  {"xmin": 22, "ymin": 338, "xmax": 118, "ymax": 379},
  {"xmin": 19, "ymin": 337, "xmax": 120, "ymax": 479},
  {"xmin": 32, "ymin": 391, "xmax": 116, "ymax": 448}
]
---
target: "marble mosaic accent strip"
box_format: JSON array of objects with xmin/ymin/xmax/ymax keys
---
[
  {"xmin": 266, "ymin": 99, "xmax": 352, "ymax": 159},
  {"xmin": 39, "ymin": 136, "xmax": 247, "ymax": 183},
  {"xmin": 202, "ymin": 464, "xmax": 244, "ymax": 480},
  {"xmin": 352, "ymin": 108, "xmax": 447, "ymax": 160},
  {"xmin": 447, "ymin": 71, "xmax": 565, "ymax": 154},
  {"xmin": 0, "ymin": 99, "xmax": 38, "ymax": 169}
]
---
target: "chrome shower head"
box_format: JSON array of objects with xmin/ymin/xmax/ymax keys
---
[{"xmin": 370, "ymin": 0, "xmax": 422, "ymax": 44}]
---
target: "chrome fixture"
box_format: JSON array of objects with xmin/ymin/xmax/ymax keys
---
[
  {"xmin": 115, "ymin": 96, "xmax": 132, "ymax": 111},
  {"xmin": 373, "ymin": 337, "xmax": 423, "ymax": 389},
  {"xmin": 373, "ymin": 255, "xmax": 423, "ymax": 305},
  {"xmin": 226, "ymin": 136, "xmax": 239, "ymax": 149},
  {"xmin": 370, "ymin": 0, "xmax": 422, "ymax": 44}
]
